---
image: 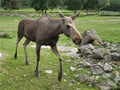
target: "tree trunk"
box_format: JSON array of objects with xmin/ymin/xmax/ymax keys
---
[
  {"xmin": 45, "ymin": 10, "xmax": 47, "ymax": 15},
  {"xmin": 41, "ymin": 10, "xmax": 44, "ymax": 16},
  {"xmin": 98, "ymin": 9, "xmax": 100, "ymax": 15},
  {"xmin": 86, "ymin": 9, "xmax": 89, "ymax": 15}
]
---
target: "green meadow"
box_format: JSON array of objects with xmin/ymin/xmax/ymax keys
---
[{"xmin": 0, "ymin": 10, "xmax": 120, "ymax": 90}]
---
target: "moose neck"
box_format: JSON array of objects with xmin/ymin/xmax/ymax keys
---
[{"xmin": 49, "ymin": 17, "xmax": 64, "ymax": 36}]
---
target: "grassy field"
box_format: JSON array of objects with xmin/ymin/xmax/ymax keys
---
[{"xmin": 0, "ymin": 11, "xmax": 120, "ymax": 90}]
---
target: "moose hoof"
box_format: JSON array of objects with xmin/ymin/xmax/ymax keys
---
[
  {"xmin": 25, "ymin": 61, "xmax": 30, "ymax": 65},
  {"xmin": 58, "ymin": 71, "xmax": 62, "ymax": 82},
  {"xmin": 35, "ymin": 72, "xmax": 40, "ymax": 77},
  {"xmin": 14, "ymin": 53, "xmax": 17, "ymax": 59}
]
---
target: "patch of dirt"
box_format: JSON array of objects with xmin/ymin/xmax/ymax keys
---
[{"xmin": 31, "ymin": 45, "xmax": 79, "ymax": 58}]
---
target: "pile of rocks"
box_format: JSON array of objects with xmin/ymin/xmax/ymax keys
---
[{"xmin": 76, "ymin": 30, "xmax": 120, "ymax": 90}]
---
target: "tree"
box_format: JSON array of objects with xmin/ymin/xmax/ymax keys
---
[
  {"xmin": 19, "ymin": 0, "xmax": 33, "ymax": 8},
  {"xmin": 95, "ymin": 0, "xmax": 110, "ymax": 15},
  {"xmin": 83, "ymin": 0, "xmax": 97, "ymax": 15},
  {"xmin": 1, "ymin": 0, "xmax": 19, "ymax": 11},
  {"xmin": 31, "ymin": 0, "xmax": 48, "ymax": 15},
  {"xmin": 108, "ymin": 0, "xmax": 120, "ymax": 11},
  {"xmin": 48, "ymin": 0, "xmax": 63, "ymax": 12},
  {"xmin": 64, "ymin": 0, "xmax": 83, "ymax": 14}
]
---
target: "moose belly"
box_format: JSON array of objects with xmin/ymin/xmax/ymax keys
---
[{"xmin": 40, "ymin": 36, "xmax": 59, "ymax": 46}]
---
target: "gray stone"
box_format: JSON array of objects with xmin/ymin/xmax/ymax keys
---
[
  {"xmin": 80, "ymin": 30, "xmax": 102, "ymax": 46},
  {"xmin": 102, "ymin": 73, "xmax": 112, "ymax": 78},
  {"xmin": 97, "ymin": 81, "xmax": 114, "ymax": 90},
  {"xmin": 82, "ymin": 44, "xmax": 95, "ymax": 50},
  {"xmin": 77, "ymin": 74, "xmax": 88, "ymax": 82},
  {"xmin": 101, "ymin": 42, "xmax": 111, "ymax": 48},
  {"xmin": 104, "ymin": 55, "xmax": 113, "ymax": 62},
  {"xmin": 103, "ymin": 63, "xmax": 113, "ymax": 72},
  {"xmin": 92, "ymin": 48, "xmax": 106, "ymax": 59},
  {"xmin": 69, "ymin": 79, "xmax": 76, "ymax": 84},
  {"xmin": 90, "ymin": 66, "xmax": 103, "ymax": 75},
  {"xmin": 111, "ymin": 52, "xmax": 120, "ymax": 61},
  {"xmin": 79, "ymin": 45, "xmax": 92, "ymax": 55},
  {"xmin": 114, "ymin": 76, "xmax": 120, "ymax": 86},
  {"xmin": 0, "ymin": 32, "xmax": 7, "ymax": 38},
  {"xmin": 110, "ymin": 48, "xmax": 118, "ymax": 53}
]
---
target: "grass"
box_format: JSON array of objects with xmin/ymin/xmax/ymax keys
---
[
  {"xmin": 0, "ymin": 11, "xmax": 120, "ymax": 89},
  {"xmin": 0, "ymin": 38, "xmax": 96, "ymax": 90}
]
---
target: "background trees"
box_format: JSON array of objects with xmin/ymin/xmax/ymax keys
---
[
  {"xmin": 48, "ymin": 0, "xmax": 63, "ymax": 12},
  {"xmin": 0, "ymin": 0, "xmax": 120, "ymax": 15},
  {"xmin": 95, "ymin": 0, "xmax": 110, "ymax": 15},
  {"xmin": 64, "ymin": 0, "xmax": 84, "ymax": 14},
  {"xmin": 1, "ymin": 0, "xmax": 19, "ymax": 11},
  {"xmin": 106, "ymin": 0, "xmax": 120, "ymax": 11},
  {"xmin": 31, "ymin": 0, "xmax": 48, "ymax": 15}
]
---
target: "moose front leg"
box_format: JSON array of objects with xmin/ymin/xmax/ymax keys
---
[
  {"xmin": 51, "ymin": 45, "xmax": 62, "ymax": 81},
  {"xmin": 35, "ymin": 43, "xmax": 41, "ymax": 77}
]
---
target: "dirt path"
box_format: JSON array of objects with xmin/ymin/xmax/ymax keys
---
[{"xmin": 31, "ymin": 45, "xmax": 79, "ymax": 58}]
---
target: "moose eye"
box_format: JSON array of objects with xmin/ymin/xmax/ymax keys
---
[{"xmin": 66, "ymin": 25, "xmax": 71, "ymax": 29}]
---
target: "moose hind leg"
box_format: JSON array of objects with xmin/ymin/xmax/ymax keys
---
[
  {"xmin": 23, "ymin": 39, "xmax": 30, "ymax": 65},
  {"xmin": 35, "ymin": 43, "xmax": 41, "ymax": 77},
  {"xmin": 51, "ymin": 45, "xmax": 62, "ymax": 81},
  {"xmin": 14, "ymin": 36, "xmax": 23, "ymax": 59}
]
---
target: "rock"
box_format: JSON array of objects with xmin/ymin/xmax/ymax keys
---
[
  {"xmin": 0, "ymin": 53, "xmax": 2, "ymax": 59},
  {"xmin": 110, "ymin": 48, "xmax": 118, "ymax": 53},
  {"xmin": 104, "ymin": 55, "xmax": 113, "ymax": 62},
  {"xmin": 77, "ymin": 74, "xmax": 88, "ymax": 82},
  {"xmin": 0, "ymin": 32, "xmax": 10, "ymax": 38},
  {"xmin": 90, "ymin": 76, "xmax": 100, "ymax": 81},
  {"xmin": 70, "ymin": 66, "xmax": 76, "ymax": 71},
  {"xmin": 79, "ymin": 44, "xmax": 95, "ymax": 50},
  {"xmin": 97, "ymin": 81, "xmax": 114, "ymax": 90},
  {"xmin": 69, "ymin": 79, "xmax": 76, "ymax": 84},
  {"xmin": 101, "ymin": 42, "xmax": 111, "ymax": 48},
  {"xmin": 114, "ymin": 72, "xmax": 120, "ymax": 86},
  {"xmin": 45, "ymin": 70, "xmax": 52, "ymax": 74},
  {"xmin": 80, "ymin": 30, "xmax": 102, "ymax": 46},
  {"xmin": 90, "ymin": 66, "xmax": 103, "ymax": 75},
  {"xmin": 83, "ymin": 61, "xmax": 92, "ymax": 67},
  {"xmin": 103, "ymin": 63, "xmax": 113, "ymax": 72},
  {"xmin": 92, "ymin": 48, "xmax": 106, "ymax": 59},
  {"xmin": 111, "ymin": 52, "xmax": 120, "ymax": 61},
  {"xmin": 78, "ymin": 45, "xmax": 92, "ymax": 56},
  {"xmin": 102, "ymin": 73, "xmax": 112, "ymax": 79},
  {"xmin": 114, "ymin": 75, "xmax": 120, "ymax": 86}
]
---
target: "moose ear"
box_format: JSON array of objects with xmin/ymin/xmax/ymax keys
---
[
  {"xmin": 59, "ymin": 12, "xmax": 65, "ymax": 18},
  {"xmin": 71, "ymin": 13, "xmax": 80, "ymax": 20}
]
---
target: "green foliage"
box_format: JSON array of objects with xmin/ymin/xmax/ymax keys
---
[
  {"xmin": 83, "ymin": 0, "xmax": 110, "ymax": 15},
  {"xmin": 31, "ymin": 0, "xmax": 48, "ymax": 14},
  {"xmin": 64, "ymin": 0, "xmax": 83, "ymax": 14},
  {"xmin": 1, "ymin": 0, "xmax": 19, "ymax": 10},
  {"xmin": 48, "ymin": 0, "xmax": 63, "ymax": 11},
  {"xmin": 96, "ymin": 0, "xmax": 110, "ymax": 10},
  {"xmin": 107, "ymin": 0, "xmax": 120, "ymax": 11}
]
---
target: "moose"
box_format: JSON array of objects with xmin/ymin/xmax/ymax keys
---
[{"xmin": 14, "ymin": 12, "xmax": 82, "ymax": 81}]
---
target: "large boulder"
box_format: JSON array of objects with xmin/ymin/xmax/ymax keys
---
[{"xmin": 80, "ymin": 30, "xmax": 102, "ymax": 46}]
